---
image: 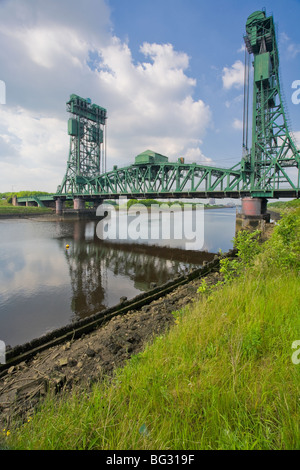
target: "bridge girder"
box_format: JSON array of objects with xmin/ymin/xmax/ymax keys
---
[
  {"xmin": 88, "ymin": 162, "xmax": 245, "ymax": 197},
  {"xmin": 17, "ymin": 11, "xmax": 300, "ymax": 208},
  {"xmin": 53, "ymin": 161, "xmax": 298, "ymax": 200}
]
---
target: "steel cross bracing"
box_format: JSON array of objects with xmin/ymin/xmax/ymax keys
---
[
  {"xmin": 16, "ymin": 10, "xmax": 298, "ymax": 209},
  {"xmin": 85, "ymin": 161, "xmax": 245, "ymax": 199},
  {"xmin": 241, "ymin": 10, "xmax": 300, "ymax": 197},
  {"xmin": 53, "ymin": 10, "xmax": 299, "ymax": 201},
  {"xmin": 59, "ymin": 158, "xmax": 297, "ymax": 200},
  {"xmin": 57, "ymin": 94, "xmax": 107, "ymax": 195}
]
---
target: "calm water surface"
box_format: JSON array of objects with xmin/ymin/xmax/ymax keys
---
[{"xmin": 0, "ymin": 208, "xmax": 236, "ymax": 347}]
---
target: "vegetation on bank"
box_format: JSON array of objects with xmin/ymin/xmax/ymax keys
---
[
  {"xmin": 2, "ymin": 206, "xmax": 300, "ymax": 450},
  {"xmin": 0, "ymin": 191, "xmax": 53, "ymax": 214},
  {"xmin": 0, "ymin": 201, "xmax": 52, "ymax": 215},
  {"xmin": 0, "ymin": 191, "xmax": 53, "ymax": 203},
  {"xmin": 268, "ymin": 198, "xmax": 300, "ymax": 212},
  {"xmin": 0, "ymin": 205, "xmax": 52, "ymax": 214}
]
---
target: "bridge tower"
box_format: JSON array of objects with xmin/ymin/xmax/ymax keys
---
[
  {"xmin": 57, "ymin": 94, "xmax": 107, "ymax": 209},
  {"xmin": 241, "ymin": 10, "xmax": 300, "ymax": 217}
]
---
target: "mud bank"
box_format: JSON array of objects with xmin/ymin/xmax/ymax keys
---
[{"xmin": 0, "ymin": 265, "xmax": 226, "ymax": 428}]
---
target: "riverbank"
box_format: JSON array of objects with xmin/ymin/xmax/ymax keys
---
[
  {"xmin": 0, "ymin": 268, "xmax": 223, "ymax": 428},
  {"xmin": 0, "ymin": 206, "xmax": 53, "ymax": 218},
  {"xmin": 0, "ymin": 202, "xmax": 233, "ymax": 221},
  {"xmin": 2, "ymin": 206, "xmax": 299, "ymax": 450},
  {"xmin": 268, "ymin": 199, "xmax": 300, "ymax": 212}
]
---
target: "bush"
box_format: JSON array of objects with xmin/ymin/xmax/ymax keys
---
[
  {"xmin": 262, "ymin": 207, "xmax": 300, "ymax": 270},
  {"xmin": 217, "ymin": 207, "xmax": 300, "ymax": 285},
  {"xmin": 219, "ymin": 229, "xmax": 261, "ymax": 284}
]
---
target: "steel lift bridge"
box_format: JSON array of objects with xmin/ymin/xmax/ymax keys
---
[{"xmin": 16, "ymin": 10, "xmax": 300, "ymax": 217}]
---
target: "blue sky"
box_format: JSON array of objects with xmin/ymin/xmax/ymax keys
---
[{"xmin": 0, "ymin": 0, "xmax": 299, "ymax": 192}]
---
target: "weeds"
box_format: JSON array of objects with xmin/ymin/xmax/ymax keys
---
[{"xmin": 5, "ymin": 207, "xmax": 300, "ymax": 450}]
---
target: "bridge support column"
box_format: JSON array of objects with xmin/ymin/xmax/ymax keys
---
[
  {"xmin": 55, "ymin": 198, "xmax": 63, "ymax": 215},
  {"xmin": 241, "ymin": 197, "xmax": 270, "ymax": 229},
  {"xmin": 73, "ymin": 197, "xmax": 85, "ymax": 210}
]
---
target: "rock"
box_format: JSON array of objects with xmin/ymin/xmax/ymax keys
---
[
  {"xmin": 16, "ymin": 378, "xmax": 47, "ymax": 400},
  {"xmin": 127, "ymin": 333, "xmax": 140, "ymax": 344},
  {"xmin": 108, "ymin": 342, "xmax": 122, "ymax": 354},
  {"xmin": 49, "ymin": 373, "xmax": 66, "ymax": 393},
  {"xmin": 86, "ymin": 348, "xmax": 96, "ymax": 358},
  {"xmin": 58, "ymin": 357, "xmax": 68, "ymax": 367},
  {"xmin": 68, "ymin": 359, "xmax": 78, "ymax": 367}
]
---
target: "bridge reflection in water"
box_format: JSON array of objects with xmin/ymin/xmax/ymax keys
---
[
  {"xmin": 0, "ymin": 208, "xmax": 236, "ymax": 347},
  {"xmin": 62, "ymin": 217, "xmax": 217, "ymax": 322}
]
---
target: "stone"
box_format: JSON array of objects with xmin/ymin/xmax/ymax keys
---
[
  {"xmin": 16, "ymin": 378, "xmax": 47, "ymax": 400},
  {"xmin": 58, "ymin": 357, "xmax": 68, "ymax": 367},
  {"xmin": 49, "ymin": 373, "xmax": 66, "ymax": 393},
  {"xmin": 68, "ymin": 359, "xmax": 78, "ymax": 367},
  {"xmin": 86, "ymin": 348, "xmax": 96, "ymax": 358}
]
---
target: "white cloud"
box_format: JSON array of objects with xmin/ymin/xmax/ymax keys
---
[
  {"xmin": 233, "ymin": 118, "xmax": 243, "ymax": 130},
  {"xmin": 0, "ymin": 106, "xmax": 68, "ymax": 190},
  {"xmin": 294, "ymin": 131, "xmax": 300, "ymax": 147},
  {"xmin": 224, "ymin": 94, "xmax": 244, "ymax": 109},
  {"xmin": 20, "ymin": 27, "xmax": 88, "ymax": 69},
  {"xmin": 287, "ymin": 43, "xmax": 300, "ymax": 59},
  {"xmin": 222, "ymin": 60, "xmax": 244, "ymax": 90},
  {"xmin": 280, "ymin": 32, "xmax": 290, "ymax": 43},
  {"xmin": 280, "ymin": 31, "xmax": 300, "ymax": 59},
  {"xmin": 181, "ymin": 146, "xmax": 211, "ymax": 164},
  {"xmin": 98, "ymin": 40, "xmax": 212, "ymax": 164},
  {"xmin": 0, "ymin": 0, "xmax": 213, "ymax": 191}
]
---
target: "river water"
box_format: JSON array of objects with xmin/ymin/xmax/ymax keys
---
[{"xmin": 0, "ymin": 207, "xmax": 236, "ymax": 347}]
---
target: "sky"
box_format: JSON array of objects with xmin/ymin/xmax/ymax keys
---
[{"xmin": 0, "ymin": 0, "xmax": 299, "ymax": 193}]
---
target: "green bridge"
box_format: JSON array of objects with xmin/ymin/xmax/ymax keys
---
[{"xmin": 15, "ymin": 10, "xmax": 300, "ymax": 217}]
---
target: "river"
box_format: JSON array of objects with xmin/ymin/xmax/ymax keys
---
[{"xmin": 0, "ymin": 207, "xmax": 236, "ymax": 347}]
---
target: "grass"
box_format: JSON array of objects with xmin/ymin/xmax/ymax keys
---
[
  {"xmin": 0, "ymin": 201, "xmax": 52, "ymax": 214},
  {"xmin": 268, "ymin": 198, "xmax": 300, "ymax": 212},
  {"xmin": 3, "ymin": 208, "xmax": 300, "ymax": 450}
]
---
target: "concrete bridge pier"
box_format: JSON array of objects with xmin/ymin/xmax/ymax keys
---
[
  {"xmin": 55, "ymin": 198, "xmax": 63, "ymax": 214},
  {"xmin": 73, "ymin": 197, "xmax": 85, "ymax": 210},
  {"xmin": 241, "ymin": 197, "xmax": 270, "ymax": 229}
]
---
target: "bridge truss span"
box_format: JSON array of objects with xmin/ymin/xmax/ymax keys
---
[
  {"xmin": 15, "ymin": 10, "xmax": 300, "ymax": 213},
  {"xmin": 88, "ymin": 161, "xmax": 246, "ymax": 199}
]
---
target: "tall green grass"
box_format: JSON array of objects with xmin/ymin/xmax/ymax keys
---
[
  {"xmin": 4, "ymin": 209, "xmax": 300, "ymax": 450},
  {"xmin": 0, "ymin": 201, "xmax": 52, "ymax": 214},
  {"xmin": 268, "ymin": 198, "xmax": 300, "ymax": 212}
]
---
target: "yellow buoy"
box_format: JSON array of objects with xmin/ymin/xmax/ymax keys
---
[{"xmin": 66, "ymin": 244, "xmax": 70, "ymax": 249}]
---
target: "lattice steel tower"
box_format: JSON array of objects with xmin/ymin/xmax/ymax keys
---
[
  {"xmin": 58, "ymin": 94, "xmax": 107, "ymax": 194},
  {"xmin": 242, "ymin": 10, "xmax": 300, "ymax": 195}
]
